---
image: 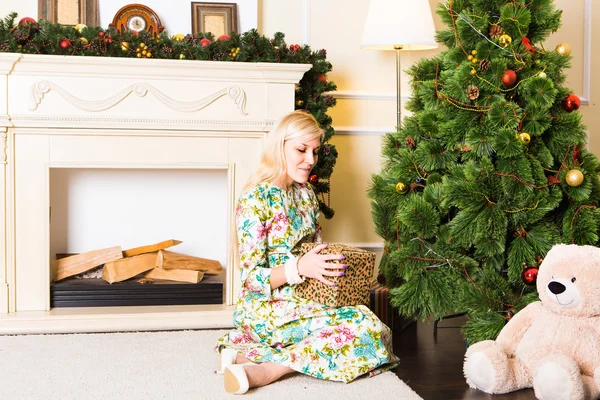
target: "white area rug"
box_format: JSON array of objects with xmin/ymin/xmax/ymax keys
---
[{"xmin": 0, "ymin": 329, "xmax": 421, "ymax": 400}]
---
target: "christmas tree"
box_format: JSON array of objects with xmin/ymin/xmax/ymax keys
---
[{"xmin": 368, "ymin": 0, "xmax": 600, "ymax": 344}]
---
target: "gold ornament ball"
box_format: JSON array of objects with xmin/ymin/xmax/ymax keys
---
[
  {"xmin": 395, "ymin": 182, "xmax": 409, "ymax": 194},
  {"xmin": 565, "ymin": 169, "xmax": 584, "ymax": 187},
  {"xmin": 295, "ymin": 99, "xmax": 305, "ymax": 107},
  {"xmin": 538, "ymin": 71, "xmax": 547, "ymax": 79},
  {"xmin": 517, "ymin": 132, "xmax": 531, "ymax": 145},
  {"xmin": 172, "ymin": 33, "xmax": 185, "ymax": 42},
  {"xmin": 471, "ymin": 49, "xmax": 477, "ymax": 56},
  {"xmin": 79, "ymin": 37, "xmax": 88, "ymax": 45},
  {"xmin": 555, "ymin": 42, "xmax": 571, "ymax": 56},
  {"xmin": 499, "ymin": 34, "xmax": 512, "ymax": 47},
  {"xmin": 468, "ymin": 55, "xmax": 473, "ymax": 61},
  {"xmin": 120, "ymin": 41, "xmax": 129, "ymax": 51},
  {"xmin": 74, "ymin": 24, "xmax": 87, "ymax": 34},
  {"xmin": 179, "ymin": 53, "xmax": 186, "ymax": 59}
]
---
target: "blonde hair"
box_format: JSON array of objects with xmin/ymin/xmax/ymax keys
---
[{"xmin": 243, "ymin": 110, "xmax": 324, "ymax": 192}]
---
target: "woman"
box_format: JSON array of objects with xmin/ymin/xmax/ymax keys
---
[{"xmin": 215, "ymin": 110, "xmax": 398, "ymax": 394}]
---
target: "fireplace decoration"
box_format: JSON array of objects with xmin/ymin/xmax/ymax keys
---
[{"xmin": 0, "ymin": 52, "xmax": 311, "ymax": 334}]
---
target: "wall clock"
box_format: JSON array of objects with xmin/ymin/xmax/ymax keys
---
[{"xmin": 109, "ymin": 4, "xmax": 165, "ymax": 36}]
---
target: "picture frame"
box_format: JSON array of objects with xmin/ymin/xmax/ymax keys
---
[
  {"xmin": 191, "ymin": 2, "xmax": 238, "ymax": 37},
  {"xmin": 38, "ymin": 0, "xmax": 99, "ymax": 26}
]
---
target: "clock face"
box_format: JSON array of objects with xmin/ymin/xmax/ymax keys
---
[{"xmin": 127, "ymin": 15, "xmax": 147, "ymax": 32}]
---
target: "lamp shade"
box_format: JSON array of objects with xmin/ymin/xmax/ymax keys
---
[{"xmin": 361, "ymin": 0, "xmax": 438, "ymax": 51}]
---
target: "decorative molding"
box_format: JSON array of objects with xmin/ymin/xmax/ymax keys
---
[
  {"xmin": 302, "ymin": 0, "xmax": 311, "ymax": 45},
  {"xmin": 30, "ymin": 80, "xmax": 248, "ymax": 114},
  {"xmin": 581, "ymin": 0, "xmax": 591, "ymax": 105},
  {"xmin": 0, "ymin": 132, "xmax": 6, "ymax": 164},
  {"xmin": 333, "ymin": 126, "xmax": 394, "ymax": 136},
  {"xmin": 0, "ymin": 284, "xmax": 8, "ymax": 314},
  {"xmin": 10, "ymin": 114, "xmax": 273, "ymax": 132},
  {"xmin": 329, "ymin": 90, "xmax": 400, "ymax": 101}
]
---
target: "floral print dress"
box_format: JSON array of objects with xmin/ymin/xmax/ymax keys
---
[{"xmin": 215, "ymin": 181, "xmax": 399, "ymax": 383}]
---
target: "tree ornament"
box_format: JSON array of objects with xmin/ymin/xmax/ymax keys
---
[
  {"xmin": 538, "ymin": 71, "xmax": 547, "ymax": 79},
  {"xmin": 479, "ymin": 59, "xmax": 490, "ymax": 71},
  {"xmin": 565, "ymin": 169, "xmax": 584, "ymax": 187},
  {"xmin": 295, "ymin": 99, "xmax": 305, "ymax": 107},
  {"xmin": 289, "ymin": 44, "xmax": 301, "ymax": 52},
  {"xmin": 471, "ymin": 50, "xmax": 477, "ymax": 56},
  {"xmin": 172, "ymin": 33, "xmax": 185, "ymax": 41},
  {"xmin": 79, "ymin": 37, "xmax": 88, "ymax": 45},
  {"xmin": 200, "ymin": 38, "xmax": 211, "ymax": 47},
  {"xmin": 58, "ymin": 38, "xmax": 71, "ymax": 49},
  {"xmin": 471, "ymin": 58, "xmax": 478, "ymax": 64},
  {"xmin": 467, "ymin": 55, "xmax": 473, "ymax": 61},
  {"xmin": 74, "ymin": 24, "xmax": 87, "ymax": 34},
  {"xmin": 18, "ymin": 17, "xmax": 37, "ymax": 26},
  {"xmin": 555, "ymin": 42, "xmax": 571, "ymax": 56},
  {"xmin": 395, "ymin": 182, "xmax": 409, "ymax": 194},
  {"xmin": 488, "ymin": 24, "xmax": 503, "ymax": 39},
  {"xmin": 218, "ymin": 34, "xmax": 231, "ymax": 41},
  {"xmin": 517, "ymin": 132, "xmax": 531, "ymax": 145},
  {"xmin": 498, "ymin": 34, "xmax": 512, "ymax": 47},
  {"xmin": 120, "ymin": 41, "xmax": 130, "ymax": 51},
  {"xmin": 467, "ymin": 85, "xmax": 480, "ymax": 100},
  {"xmin": 309, "ymin": 174, "xmax": 319, "ymax": 184},
  {"xmin": 521, "ymin": 266, "xmax": 538, "ymax": 285},
  {"xmin": 562, "ymin": 94, "xmax": 580, "ymax": 112},
  {"xmin": 501, "ymin": 69, "xmax": 517, "ymax": 86},
  {"xmin": 179, "ymin": 53, "xmax": 186, "ymax": 60},
  {"xmin": 317, "ymin": 74, "xmax": 327, "ymax": 83}
]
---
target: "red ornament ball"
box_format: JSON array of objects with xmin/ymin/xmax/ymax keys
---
[
  {"xmin": 309, "ymin": 174, "xmax": 319, "ymax": 184},
  {"xmin": 501, "ymin": 69, "xmax": 517, "ymax": 86},
  {"xmin": 317, "ymin": 74, "xmax": 327, "ymax": 83},
  {"xmin": 217, "ymin": 34, "xmax": 231, "ymax": 41},
  {"xmin": 521, "ymin": 266, "xmax": 539, "ymax": 286},
  {"xmin": 562, "ymin": 94, "xmax": 581, "ymax": 112},
  {"xmin": 58, "ymin": 39, "xmax": 71, "ymax": 49},
  {"xmin": 200, "ymin": 38, "xmax": 211, "ymax": 47},
  {"xmin": 18, "ymin": 17, "xmax": 37, "ymax": 26}
]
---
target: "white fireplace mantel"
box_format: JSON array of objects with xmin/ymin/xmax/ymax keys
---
[{"xmin": 0, "ymin": 53, "xmax": 311, "ymax": 334}]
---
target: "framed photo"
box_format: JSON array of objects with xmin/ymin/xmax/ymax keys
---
[
  {"xmin": 38, "ymin": 0, "xmax": 99, "ymax": 26},
  {"xmin": 191, "ymin": 2, "xmax": 238, "ymax": 37}
]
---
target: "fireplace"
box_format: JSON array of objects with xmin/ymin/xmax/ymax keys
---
[{"xmin": 0, "ymin": 53, "xmax": 310, "ymax": 333}]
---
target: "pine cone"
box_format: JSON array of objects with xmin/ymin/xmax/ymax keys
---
[
  {"xmin": 489, "ymin": 24, "xmax": 503, "ymax": 39},
  {"xmin": 0, "ymin": 43, "xmax": 9, "ymax": 52},
  {"xmin": 376, "ymin": 273, "xmax": 386, "ymax": 285},
  {"xmin": 467, "ymin": 85, "xmax": 480, "ymax": 100},
  {"xmin": 479, "ymin": 58, "xmax": 491, "ymax": 72},
  {"xmin": 405, "ymin": 136, "xmax": 416, "ymax": 149}
]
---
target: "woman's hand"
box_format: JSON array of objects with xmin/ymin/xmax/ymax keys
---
[{"xmin": 297, "ymin": 243, "xmax": 347, "ymax": 286}]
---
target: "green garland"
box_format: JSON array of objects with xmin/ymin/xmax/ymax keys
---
[{"xmin": 0, "ymin": 12, "xmax": 338, "ymax": 218}]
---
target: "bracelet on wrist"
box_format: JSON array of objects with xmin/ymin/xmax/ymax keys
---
[{"xmin": 284, "ymin": 256, "xmax": 305, "ymax": 285}]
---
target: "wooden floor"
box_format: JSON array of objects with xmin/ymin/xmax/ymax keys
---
[{"xmin": 391, "ymin": 317, "xmax": 536, "ymax": 400}]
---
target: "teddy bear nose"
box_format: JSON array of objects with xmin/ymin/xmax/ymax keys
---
[{"xmin": 548, "ymin": 281, "xmax": 566, "ymax": 295}]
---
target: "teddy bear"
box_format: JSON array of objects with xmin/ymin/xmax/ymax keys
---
[{"xmin": 463, "ymin": 244, "xmax": 600, "ymax": 400}]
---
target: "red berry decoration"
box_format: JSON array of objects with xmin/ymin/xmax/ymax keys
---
[
  {"xmin": 562, "ymin": 94, "xmax": 581, "ymax": 113},
  {"xmin": 317, "ymin": 74, "xmax": 327, "ymax": 83},
  {"xmin": 217, "ymin": 34, "xmax": 231, "ymax": 41},
  {"xmin": 18, "ymin": 17, "xmax": 37, "ymax": 26},
  {"xmin": 290, "ymin": 44, "xmax": 301, "ymax": 52},
  {"xmin": 309, "ymin": 174, "xmax": 319, "ymax": 184},
  {"xmin": 521, "ymin": 266, "xmax": 539, "ymax": 286},
  {"xmin": 501, "ymin": 69, "xmax": 517, "ymax": 86},
  {"xmin": 200, "ymin": 38, "xmax": 211, "ymax": 47},
  {"xmin": 58, "ymin": 39, "xmax": 71, "ymax": 49}
]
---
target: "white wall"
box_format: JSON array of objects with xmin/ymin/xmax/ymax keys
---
[{"xmin": 0, "ymin": 0, "xmax": 257, "ymax": 34}]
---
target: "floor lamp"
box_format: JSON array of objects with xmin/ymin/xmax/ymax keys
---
[{"xmin": 361, "ymin": 0, "xmax": 438, "ymax": 130}]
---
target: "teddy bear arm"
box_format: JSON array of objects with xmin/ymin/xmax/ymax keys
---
[{"xmin": 496, "ymin": 302, "xmax": 541, "ymax": 355}]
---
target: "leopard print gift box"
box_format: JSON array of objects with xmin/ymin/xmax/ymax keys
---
[{"xmin": 294, "ymin": 243, "xmax": 376, "ymax": 307}]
